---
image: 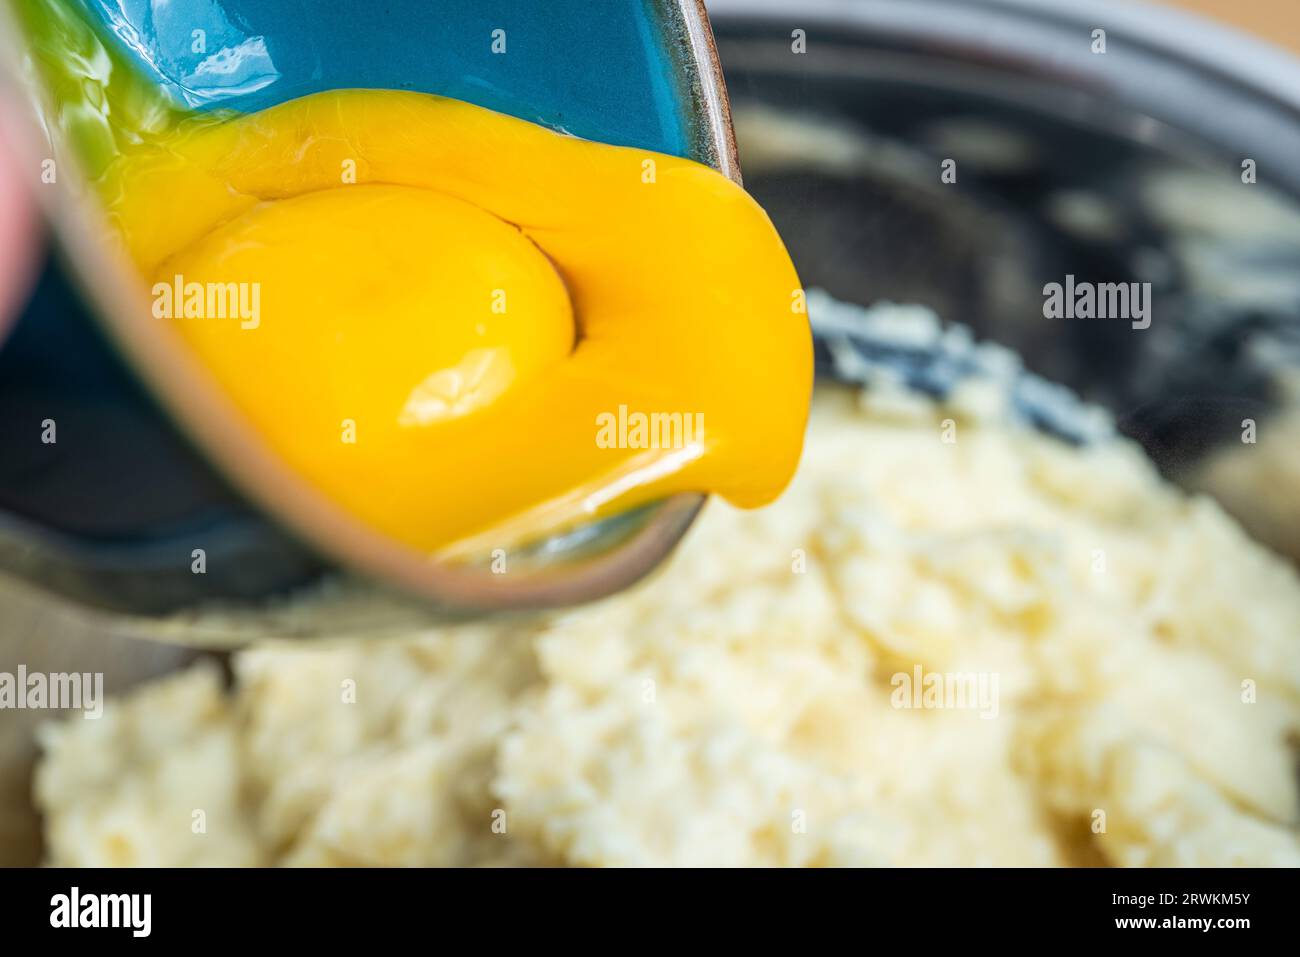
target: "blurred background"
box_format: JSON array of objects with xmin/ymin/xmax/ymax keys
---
[{"xmin": 3, "ymin": 0, "xmax": 1300, "ymax": 865}]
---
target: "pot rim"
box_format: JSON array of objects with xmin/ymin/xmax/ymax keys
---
[{"xmin": 709, "ymin": 0, "xmax": 1300, "ymax": 197}]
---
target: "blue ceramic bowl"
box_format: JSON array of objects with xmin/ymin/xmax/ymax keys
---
[{"xmin": 0, "ymin": 0, "xmax": 737, "ymax": 630}]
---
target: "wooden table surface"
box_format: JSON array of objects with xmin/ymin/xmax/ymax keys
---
[{"xmin": 1155, "ymin": 0, "xmax": 1300, "ymax": 57}]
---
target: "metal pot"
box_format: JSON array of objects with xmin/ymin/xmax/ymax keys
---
[{"xmin": 4, "ymin": 0, "xmax": 1300, "ymax": 865}]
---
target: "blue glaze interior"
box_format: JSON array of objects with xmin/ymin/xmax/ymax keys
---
[{"xmin": 83, "ymin": 0, "xmax": 696, "ymax": 157}]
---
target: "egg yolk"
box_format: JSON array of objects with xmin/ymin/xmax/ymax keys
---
[{"xmin": 98, "ymin": 90, "xmax": 811, "ymax": 554}]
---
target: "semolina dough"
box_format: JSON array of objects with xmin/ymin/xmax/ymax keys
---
[{"xmin": 35, "ymin": 383, "xmax": 1300, "ymax": 866}]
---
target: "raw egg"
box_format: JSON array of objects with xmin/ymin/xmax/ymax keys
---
[{"xmin": 98, "ymin": 90, "xmax": 812, "ymax": 554}]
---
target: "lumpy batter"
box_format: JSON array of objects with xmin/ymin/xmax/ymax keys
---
[{"xmin": 35, "ymin": 349, "xmax": 1300, "ymax": 866}]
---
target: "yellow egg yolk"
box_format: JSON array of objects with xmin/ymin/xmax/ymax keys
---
[{"xmin": 99, "ymin": 90, "xmax": 811, "ymax": 554}]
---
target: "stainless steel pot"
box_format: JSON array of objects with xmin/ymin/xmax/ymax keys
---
[{"xmin": 5, "ymin": 0, "xmax": 1300, "ymax": 865}]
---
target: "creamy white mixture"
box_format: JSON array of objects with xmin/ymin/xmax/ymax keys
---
[{"xmin": 35, "ymin": 382, "xmax": 1300, "ymax": 866}]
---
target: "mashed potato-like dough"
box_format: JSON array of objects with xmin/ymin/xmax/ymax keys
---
[{"xmin": 36, "ymin": 387, "xmax": 1300, "ymax": 866}]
